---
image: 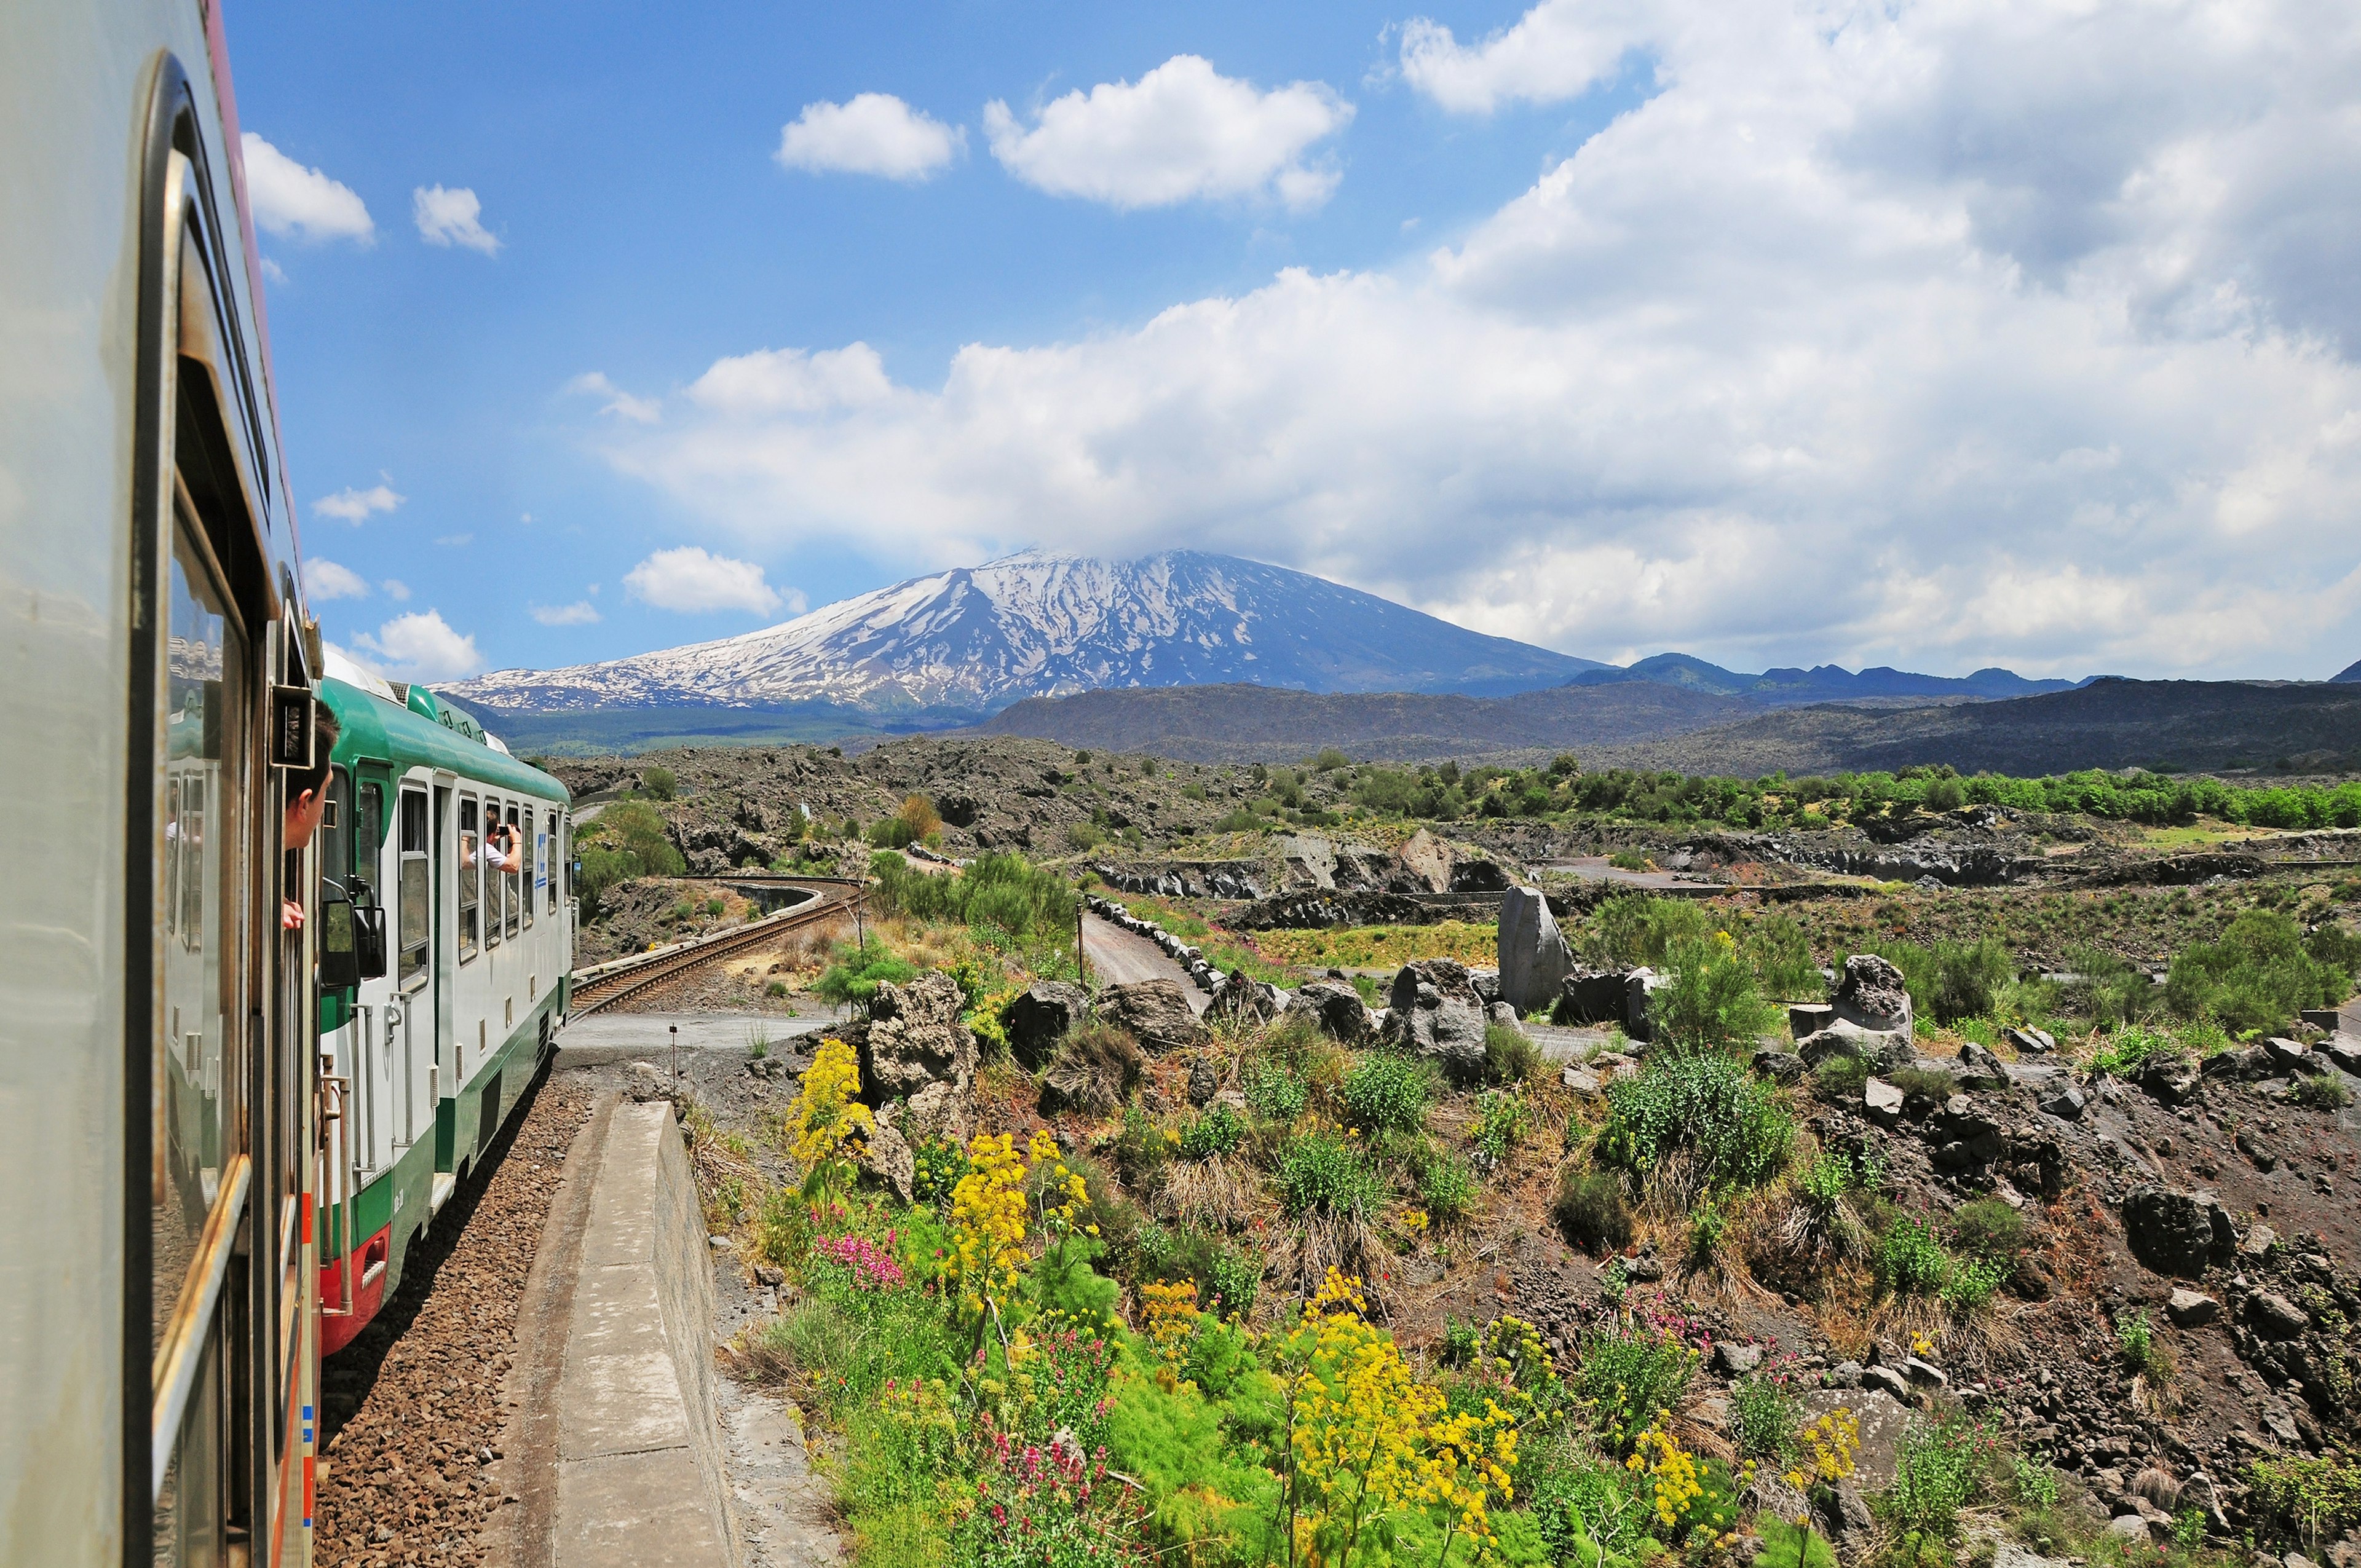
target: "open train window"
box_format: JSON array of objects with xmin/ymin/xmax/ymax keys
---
[
  {"xmin": 459, "ymin": 795, "xmax": 480, "ymax": 961},
  {"xmin": 484, "ymin": 797, "xmax": 504, "ymax": 949},
  {"xmin": 358, "ymin": 782, "xmax": 384, "ymax": 890},
  {"xmin": 398, "ymin": 787, "xmax": 429, "ymax": 988},
  {"xmin": 506, "ymin": 803, "xmax": 523, "ymax": 936},
  {"xmin": 522, "ymin": 805, "xmax": 536, "ymax": 930},
  {"xmin": 322, "ymin": 767, "xmax": 352, "ymax": 897}
]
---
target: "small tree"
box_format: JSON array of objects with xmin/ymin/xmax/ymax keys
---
[
  {"xmin": 639, "ymin": 765, "xmax": 677, "ymax": 800},
  {"xmin": 896, "ymin": 793, "xmax": 942, "ymax": 841}
]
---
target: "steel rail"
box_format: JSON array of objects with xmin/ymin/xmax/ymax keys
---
[{"xmin": 568, "ymin": 884, "xmax": 863, "ymax": 1018}]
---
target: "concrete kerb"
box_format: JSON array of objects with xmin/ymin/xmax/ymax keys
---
[{"xmin": 553, "ymin": 1102, "xmax": 742, "ymax": 1567}]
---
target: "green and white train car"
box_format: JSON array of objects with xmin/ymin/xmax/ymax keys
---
[{"xmin": 312, "ymin": 660, "xmax": 574, "ymax": 1355}]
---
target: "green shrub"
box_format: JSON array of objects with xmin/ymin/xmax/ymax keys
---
[
  {"xmin": 1877, "ymin": 1216, "xmax": 1952, "ymax": 1297},
  {"xmin": 1650, "ymin": 934, "xmax": 1779, "ymax": 1051},
  {"xmin": 1599, "ymin": 1050, "xmax": 1794, "ymax": 1192},
  {"xmin": 813, "ymin": 939, "xmax": 920, "ymax": 1014},
  {"xmin": 2010, "ymin": 1452, "xmax": 2060, "ymax": 1510},
  {"xmin": 1179, "ymin": 1104, "xmax": 1244, "ymax": 1159},
  {"xmin": 1277, "ymin": 1132, "xmax": 1385, "ymax": 1217},
  {"xmin": 1554, "ymin": 1167, "xmax": 1634, "ymax": 1252},
  {"xmin": 1341, "ymin": 1051, "xmax": 1432, "ymax": 1132},
  {"xmin": 1813, "ymin": 1055, "xmax": 1870, "ymax": 1101},
  {"xmin": 1471, "ymin": 1088, "xmax": 1534, "ymax": 1166},
  {"xmin": 1240, "ymin": 1054, "xmax": 1308, "ymax": 1121},
  {"xmin": 911, "ymin": 1138, "xmax": 970, "ymax": 1205},
  {"xmin": 1746, "ymin": 915, "xmax": 1824, "ymax": 1001},
  {"xmin": 2245, "ymin": 1452, "xmax": 2361, "ymax": 1546},
  {"xmin": 1420, "ymin": 1154, "xmax": 1481, "ymax": 1222},
  {"xmin": 1752, "ymin": 1518, "xmax": 1838, "ymax": 1568},
  {"xmin": 1945, "ymin": 1199, "xmax": 2027, "ymax": 1262},
  {"xmin": 1940, "ymin": 1256, "xmax": 2007, "ymax": 1312},
  {"xmin": 2292, "ymin": 1073, "xmax": 2352, "ymax": 1110},
  {"xmin": 2090, "ymin": 1022, "xmax": 2180, "ymax": 1077},
  {"xmin": 1588, "ymin": 894, "xmax": 1708, "ymax": 966},
  {"xmin": 1484, "ymin": 1023, "xmax": 1543, "ymax": 1084},
  {"xmin": 2116, "ymin": 1309, "xmax": 2161, "ymax": 1374},
  {"xmin": 573, "ymin": 798, "xmax": 688, "ymax": 918},
  {"xmin": 1441, "ymin": 1317, "xmax": 1481, "ymax": 1366},
  {"xmin": 2167, "ymin": 908, "xmax": 2354, "ymax": 1034},
  {"xmin": 1886, "ymin": 1066, "xmax": 1957, "ymax": 1100},
  {"xmin": 639, "ymin": 765, "xmax": 676, "ymax": 800},
  {"xmin": 1731, "ymin": 1370, "xmax": 1803, "ymax": 1462},
  {"xmin": 1202, "ymin": 1244, "xmax": 1261, "ymax": 1319},
  {"xmin": 1928, "ymin": 937, "xmax": 2012, "ymax": 1023},
  {"xmin": 1576, "ymin": 1321, "xmax": 1699, "ymax": 1452},
  {"xmin": 1880, "ymin": 1416, "xmax": 1994, "ymax": 1538}
]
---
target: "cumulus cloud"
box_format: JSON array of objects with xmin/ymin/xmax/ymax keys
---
[
  {"xmin": 301, "ymin": 558, "xmax": 371, "ymax": 601},
  {"xmin": 590, "ymin": 0, "xmax": 2361, "ymax": 679},
  {"xmin": 565, "ymin": 371, "xmax": 660, "ymax": 424},
  {"xmin": 240, "ymin": 133, "xmax": 375, "ymax": 243},
  {"xmin": 530, "ymin": 601, "xmax": 601, "ymax": 626},
  {"xmin": 1395, "ymin": 0, "xmax": 1650, "ymax": 114},
  {"xmin": 413, "ymin": 185, "xmax": 500, "ymax": 254},
  {"xmin": 776, "ymin": 93, "xmax": 965, "ymax": 180},
  {"xmin": 349, "ymin": 610, "xmax": 482, "ymax": 682},
  {"xmin": 984, "ymin": 55, "xmax": 1352, "ymax": 210},
  {"xmin": 623, "ymin": 547, "xmax": 792, "ymax": 616},
  {"xmin": 382, "ymin": 579, "xmax": 412, "ymax": 602},
  {"xmin": 314, "ymin": 483, "xmax": 403, "ymax": 523}
]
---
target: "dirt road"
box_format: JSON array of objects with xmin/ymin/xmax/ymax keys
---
[{"xmin": 1082, "ymin": 913, "xmax": 1211, "ymax": 1015}]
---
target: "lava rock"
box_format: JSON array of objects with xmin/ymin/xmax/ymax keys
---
[
  {"xmin": 1497, "ymin": 886, "xmax": 1573, "ymax": 1014},
  {"xmin": 1385, "ymin": 960, "xmax": 1491, "ymax": 1078},
  {"xmin": 2167, "ymin": 1288, "xmax": 2221, "ymax": 1327},
  {"xmin": 1281, "ymin": 980, "xmax": 1376, "ymax": 1044},
  {"xmin": 2236, "ymin": 1128, "xmax": 2278, "ymax": 1172},
  {"xmin": 1752, "ymin": 1047, "xmax": 1807, "ymax": 1084},
  {"xmin": 1003, "ymin": 980, "xmax": 1088, "ymax": 1070},
  {"xmin": 1714, "ymin": 1342, "xmax": 1765, "ymax": 1375},
  {"xmin": 1560, "ymin": 969, "xmax": 1633, "ymax": 1026},
  {"xmin": 2140, "ymin": 1054, "xmax": 2201, "ymax": 1106},
  {"xmin": 1833, "ymin": 953, "xmax": 1915, "ymax": 1044},
  {"xmin": 2121, "ymin": 1185, "xmax": 2236, "ymax": 1277},
  {"xmin": 2040, "ymin": 1082, "xmax": 2087, "ymax": 1121},
  {"xmin": 1096, "ymin": 978, "xmax": 1214, "ymax": 1054},
  {"xmin": 1789, "ymin": 1002, "xmax": 1837, "ymax": 1038},
  {"xmin": 858, "ymin": 971, "xmax": 979, "ymax": 1109},
  {"xmin": 2247, "ymin": 1291, "xmax": 2311, "ymax": 1341},
  {"xmin": 1956, "ymin": 1041, "xmax": 2012, "ymax": 1090}
]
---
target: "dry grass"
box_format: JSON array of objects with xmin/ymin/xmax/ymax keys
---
[
  {"xmin": 1272, "ymin": 1210, "xmax": 1400, "ymax": 1317},
  {"xmin": 1153, "ymin": 1152, "xmax": 1259, "ymax": 1229}
]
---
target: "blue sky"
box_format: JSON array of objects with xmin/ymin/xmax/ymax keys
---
[{"xmin": 237, "ymin": 0, "xmax": 2361, "ymax": 685}]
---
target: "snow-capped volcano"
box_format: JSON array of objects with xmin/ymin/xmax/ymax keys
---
[{"xmin": 441, "ymin": 550, "xmax": 1597, "ymax": 718}]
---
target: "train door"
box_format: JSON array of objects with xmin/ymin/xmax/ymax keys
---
[{"xmin": 394, "ymin": 785, "xmax": 432, "ymax": 1154}]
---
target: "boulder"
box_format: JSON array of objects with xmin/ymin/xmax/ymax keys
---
[
  {"xmin": 2321, "ymin": 1037, "xmax": 2361, "ymax": 1075},
  {"xmin": 1281, "ymin": 981, "xmax": 1376, "ymax": 1044},
  {"xmin": 1497, "ymin": 886, "xmax": 1574, "ymax": 1013},
  {"xmin": 2006, "ymin": 1025, "xmax": 2056, "ymax": 1055},
  {"xmin": 2120, "ymin": 1186, "xmax": 2236, "ymax": 1277},
  {"xmin": 2239, "ymin": 1223, "xmax": 2279, "ymax": 1260},
  {"xmin": 1864, "ymin": 1078, "xmax": 1905, "ymax": 1122},
  {"xmin": 1800, "ymin": 1024, "xmax": 1913, "ymax": 1074},
  {"xmin": 1398, "ymin": 828, "xmax": 1454, "ymax": 894},
  {"xmin": 1626, "ymin": 969, "xmax": 1670, "ymax": 1042},
  {"xmin": 859, "ymin": 1116, "xmax": 916, "ymax": 1202},
  {"xmin": 1208, "ymin": 968, "xmax": 1279, "ymax": 1027},
  {"xmin": 1956, "ymin": 1041, "xmax": 2011, "ymax": 1090},
  {"xmin": 1003, "ymin": 980, "xmax": 1088, "ymax": 1070},
  {"xmin": 2247, "ymin": 1291, "xmax": 2311, "ymax": 1341},
  {"xmin": 1385, "ymin": 961, "xmax": 1492, "ymax": 1078},
  {"xmin": 1714, "ymin": 1342, "xmax": 1764, "ymax": 1375},
  {"xmin": 1833, "ymin": 954, "xmax": 1915, "ymax": 1045},
  {"xmin": 2166, "ymin": 1288, "xmax": 2221, "ymax": 1327},
  {"xmin": 1560, "ymin": 1066, "xmax": 1602, "ymax": 1095},
  {"xmin": 2038, "ymin": 1081, "xmax": 2087, "ymax": 1121},
  {"xmin": 1752, "ymin": 1047, "xmax": 1807, "ymax": 1085},
  {"xmin": 1789, "ymin": 1002, "xmax": 1837, "ymax": 1038},
  {"xmin": 1560, "ymin": 969, "xmax": 1632, "ymax": 1025},
  {"xmin": 857, "ymin": 971, "xmax": 979, "ymax": 1108},
  {"xmin": 2265, "ymin": 1036, "xmax": 2328, "ymax": 1076},
  {"xmin": 1187, "ymin": 1055, "xmax": 1219, "ymax": 1108},
  {"xmin": 1489, "ymin": 1001, "xmax": 1521, "ymax": 1031},
  {"xmin": 1096, "ymin": 979, "xmax": 1213, "ymax": 1054},
  {"xmin": 2139, "ymin": 1054, "xmax": 2201, "ymax": 1106}
]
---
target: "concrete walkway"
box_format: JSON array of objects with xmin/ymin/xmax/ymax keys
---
[
  {"xmin": 1082, "ymin": 913, "xmax": 1211, "ymax": 1015},
  {"xmin": 555, "ymin": 1009, "xmax": 840, "ymax": 1066}
]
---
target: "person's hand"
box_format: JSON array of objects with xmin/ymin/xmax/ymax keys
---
[{"xmin": 282, "ymin": 897, "xmax": 305, "ymax": 931}]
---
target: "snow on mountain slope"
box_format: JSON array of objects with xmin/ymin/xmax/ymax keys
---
[{"xmin": 442, "ymin": 550, "xmax": 1599, "ymax": 716}]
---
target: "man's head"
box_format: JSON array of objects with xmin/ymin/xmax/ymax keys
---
[{"xmin": 283, "ymin": 697, "xmax": 341, "ymax": 849}]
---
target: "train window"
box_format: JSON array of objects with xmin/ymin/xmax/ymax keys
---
[
  {"xmin": 545, "ymin": 810, "xmax": 560, "ymax": 912},
  {"xmin": 358, "ymin": 782, "xmax": 384, "ymax": 890},
  {"xmin": 459, "ymin": 795, "xmax": 480, "ymax": 961},
  {"xmin": 522, "ymin": 806, "xmax": 536, "ymax": 930},
  {"xmin": 506, "ymin": 803, "xmax": 523, "ymax": 936},
  {"xmin": 398, "ymin": 789, "xmax": 429, "ymax": 987},
  {"xmin": 154, "ymin": 515, "xmax": 243, "ymax": 1376},
  {"xmin": 484, "ymin": 797, "xmax": 503, "ymax": 949}
]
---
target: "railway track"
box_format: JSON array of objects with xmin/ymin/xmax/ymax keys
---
[{"xmin": 568, "ymin": 877, "xmax": 864, "ymax": 1017}]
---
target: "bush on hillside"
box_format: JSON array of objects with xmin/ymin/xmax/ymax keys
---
[{"xmin": 1599, "ymin": 1050, "xmax": 1793, "ymax": 1192}]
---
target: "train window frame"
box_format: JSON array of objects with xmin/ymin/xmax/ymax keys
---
[
  {"xmin": 505, "ymin": 802, "xmax": 523, "ymax": 937},
  {"xmin": 458, "ymin": 794, "xmax": 480, "ymax": 963},
  {"xmin": 397, "ymin": 786, "xmax": 430, "ymax": 990},
  {"xmin": 545, "ymin": 810, "xmax": 560, "ymax": 913},
  {"xmin": 357, "ymin": 781, "xmax": 384, "ymax": 893},
  {"xmin": 522, "ymin": 805, "xmax": 536, "ymax": 931},
  {"xmin": 484, "ymin": 795, "xmax": 504, "ymax": 950}
]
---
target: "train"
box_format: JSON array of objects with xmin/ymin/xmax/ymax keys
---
[
  {"xmin": 312, "ymin": 663, "xmax": 574, "ymax": 1356},
  {"xmin": 0, "ymin": 7, "xmax": 577, "ymax": 1563}
]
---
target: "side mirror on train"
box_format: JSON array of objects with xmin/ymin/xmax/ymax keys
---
[
  {"xmin": 318, "ymin": 897, "xmax": 360, "ymax": 990},
  {"xmin": 352, "ymin": 902, "xmax": 387, "ymax": 982}
]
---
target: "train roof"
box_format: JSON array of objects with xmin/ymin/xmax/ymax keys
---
[{"xmin": 320, "ymin": 674, "xmax": 571, "ymax": 803}]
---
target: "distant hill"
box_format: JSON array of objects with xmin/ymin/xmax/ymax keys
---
[
  {"xmin": 1582, "ymin": 679, "xmax": 2361, "ymax": 776},
  {"xmin": 2333, "ymin": 659, "xmax": 2361, "ymax": 684},
  {"xmin": 1567, "ymin": 653, "xmax": 2082, "ymax": 704},
  {"xmin": 975, "ymin": 681, "xmax": 1769, "ymax": 762}
]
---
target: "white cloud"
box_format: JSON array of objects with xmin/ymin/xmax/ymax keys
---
[
  {"xmin": 564, "ymin": 371, "xmax": 661, "ymax": 424},
  {"xmin": 984, "ymin": 55, "xmax": 1353, "ymax": 210},
  {"xmin": 260, "ymin": 256, "xmax": 289, "ymax": 285},
  {"xmin": 590, "ymin": 0, "xmax": 2361, "ymax": 680},
  {"xmin": 435, "ymin": 533, "xmax": 473, "ymax": 547},
  {"xmin": 314, "ymin": 483, "xmax": 403, "ymax": 523},
  {"xmin": 530, "ymin": 600, "xmax": 602, "ymax": 626},
  {"xmin": 1396, "ymin": 0, "xmax": 1650, "ymax": 114},
  {"xmin": 349, "ymin": 610, "xmax": 482, "ymax": 682},
  {"xmin": 240, "ymin": 133, "xmax": 375, "ymax": 243},
  {"xmin": 382, "ymin": 579, "xmax": 412, "ymax": 602},
  {"xmin": 413, "ymin": 185, "xmax": 501, "ymax": 254},
  {"xmin": 776, "ymin": 93, "xmax": 964, "ymax": 180},
  {"xmin": 623, "ymin": 547, "xmax": 791, "ymax": 615},
  {"xmin": 301, "ymin": 558, "xmax": 371, "ymax": 601}
]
